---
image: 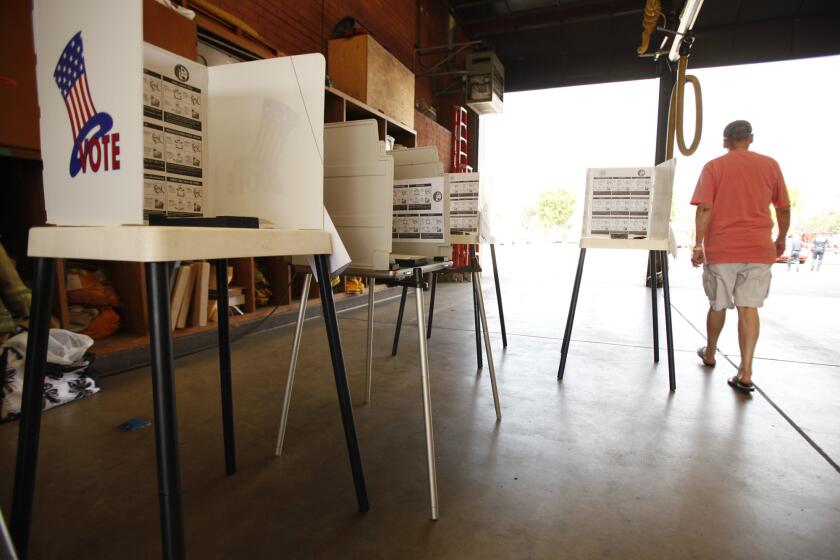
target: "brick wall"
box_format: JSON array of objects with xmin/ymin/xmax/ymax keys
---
[
  {"xmin": 413, "ymin": 110, "xmax": 453, "ymax": 173},
  {"xmin": 200, "ymin": 0, "xmax": 476, "ymax": 166},
  {"xmin": 204, "ymin": 0, "xmax": 454, "ymax": 117}
]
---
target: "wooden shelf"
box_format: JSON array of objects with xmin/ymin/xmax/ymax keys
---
[
  {"xmin": 90, "ymin": 287, "xmax": 386, "ymax": 360},
  {"xmin": 326, "ymin": 87, "xmax": 416, "ymax": 147}
]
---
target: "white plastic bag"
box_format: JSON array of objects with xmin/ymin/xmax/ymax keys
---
[{"xmin": 2, "ymin": 329, "xmax": 94, "ymax": 366}]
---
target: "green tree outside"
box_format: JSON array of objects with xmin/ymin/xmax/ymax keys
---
[
  {"xmin": 799, "ymin": 211, "xmax": 840, "ymax": 233},
  {"xmin": 525, "ymin": 189, "xmax": 576, "ymax": 230}
]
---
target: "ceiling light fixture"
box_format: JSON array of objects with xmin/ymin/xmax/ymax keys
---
[{"xmin": 669, "ymin": 0, "xmax": 704, "ymax": 61}]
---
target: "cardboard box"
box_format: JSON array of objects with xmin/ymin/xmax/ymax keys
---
[{"xmin": 328, "ymin": 35, "xmax": 415, "ymax": 128}]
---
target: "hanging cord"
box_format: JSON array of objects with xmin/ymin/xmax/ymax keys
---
[
  {"xmin": 666, "ymin": 55, "xmax": 703, "ymax": 159},
  {"xmin": 637, "ymin": 0, "xmax": 664, "ymax": 55}
]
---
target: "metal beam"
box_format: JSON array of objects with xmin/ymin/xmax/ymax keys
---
[{"xmin": 463, "ymin": 0, "xmax": 643, "ymax": 38}]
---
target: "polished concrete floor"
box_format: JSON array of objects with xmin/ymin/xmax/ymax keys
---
[{"xmin": 1, "ymin": 244, "xmax": 838, "ymax": 559}]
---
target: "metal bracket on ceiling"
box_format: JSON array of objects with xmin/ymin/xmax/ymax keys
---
[
  {"xmin": 432, "ymin": 81, "xmax": 468, "ymax": 98},
  {"xmin": 414, "ymin": 40, "xmax": 486, "ymax": 77}
]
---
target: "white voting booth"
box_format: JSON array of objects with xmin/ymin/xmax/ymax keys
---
[
  {"xmin": 25, "ymin": 2, "xmax": 373, "ymax": 557},
  {"xmin": 580, "ymin": 159, "xmax": 677, "ymax": 252},
  {"xmin": 34, "ymin": 0, "xmax": 324, "ymax": 230},
  {"xmin": 323, "ymin": 134, "xmax": 453, "ymax": 270},
  {"xmin": 559, "ymin": 158, "xmax": 679, "ymax": 392},
  {"xmin": 323, "ymin": 120, "xmax": 394, "ymax": 271},
  {"xmin": 390, "ymin": 147, "xmax": 452, "ymax": 260},
  {"xmin": 285, "ymin": 131, "xmax": 503, "ymax": 523},
  {"xmin": 448, "ymin": 172, "xmax": 481, "ymax": 236}
]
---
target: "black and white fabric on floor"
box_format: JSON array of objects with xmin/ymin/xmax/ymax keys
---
[{"xmin": 1, "ymin": 329, "xmax": 100, "ymax": 422}]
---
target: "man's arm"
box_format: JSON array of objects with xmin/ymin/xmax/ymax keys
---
[
  {"xmin": 775, "ymin": 206, "xmax": 791, "ymax": 257},
  {"xmin": 692, "ymin": 203, "xmax": 712, "ymax": 267}
]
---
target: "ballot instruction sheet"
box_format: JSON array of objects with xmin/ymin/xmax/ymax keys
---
[
  {"xmin": 392, "ymin": 177, "xmax": 445, "ymax": 241},
  {"xmin": 142, "ymin": 44, "xmax": 207, "ymax": 219},
  {"xmin": 449, "ymin": 172, "xmax": 480, "ymax": 234},
  {"xmin": 585, "ymin": 167, "xmax": 653, "ymax": 238}
]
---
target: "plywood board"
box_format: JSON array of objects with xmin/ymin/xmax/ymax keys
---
[
  {"xmin": 188, "ymin": 261, "xmax": 210, "ymax": 327},
  {"xmin": 328, "ymin": 35, "xmax": 414, "ymax": 129},
  {"xmin": 365, "ymin": 37, "xmax": 414, "ymax": 128},
  {"xmin": 169, "ymin": 264, "xmax": 192, "ymax": 328},
  {"xmin": 176, "ymin": 262, "xmax": 196, "ymax": 328},
  {"xmin": 327, "ymin": 36, "xmax": 367, "ymax": 102}
]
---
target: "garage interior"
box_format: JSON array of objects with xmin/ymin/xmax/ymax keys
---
[{"xmin": 1, "ymin": 1, "xmax": 839, "ymax": 559}]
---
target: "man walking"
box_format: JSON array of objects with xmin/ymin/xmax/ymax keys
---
[
  {"xmin": 810, "ymin": 234, "xmax": 827, "ymax": 271},
  {"xmin": 691, "ymin": 120, "xmax": 790, "ymax": 392},
  {"xmin": 788, "ymin": 234, "xmax": 802, "ymax": 271}
]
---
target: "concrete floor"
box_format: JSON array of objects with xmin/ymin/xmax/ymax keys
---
[{"xmin": 1, "ymin": 244, "xmax": 838, "ymax": 559}]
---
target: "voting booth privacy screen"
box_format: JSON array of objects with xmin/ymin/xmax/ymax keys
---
[
  {"xmin": 581, "ymin": 159, "xmax": 676, "ymax": 242},
  {"xmin": 323, "ymin": 120, "xmax": 394, "ymax": 271},
  {"xmin": 33, "ymin": 0, "xmax": 324, "ymax": 230},
  {"xmin": 34, "ymin": 0, "xmax": 145, "ymax": 226}
]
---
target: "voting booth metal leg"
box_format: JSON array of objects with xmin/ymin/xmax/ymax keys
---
[
  {"xmin": 275, "ymin": 273, "xmax": 312, "ymax": 457},
  {"xmin": 426, "ymin": 272, "xmax": 437, "ymax": 339},
  {"xmin": 145, "ymin": 262, "xmax": 186, "ymax": 560},
  {"xmin": 470, "ymin": 246, "xmax": 483, "ymax": 369},
  {"xmin": 391, "ymin": 285, "xmax": 408, "ymax": 356},
  {"xmin": 411, "ymin": 269, "xmax": 439, "ymax": 520},
  {"xmin": 10, "ymin": 257, "xmax": 55, "ymax": 560},
  {"xmin": 649, "ymin": 251, "xmax": 660, "ymax": 364},
  {"xmin": 1, "ymin": 506, "xmax": 17, "ymax": 560},
  {"xmin": 490, "ymin": 244, "xmax": 508, "ymax": 348},
  {"xmin": 213, "ymin": 259, "xmax": 237, "ymax": 476},
  {"xmin": 314, "ymin": 255, "xmax": 369, "ymax": 512},
  {"xmin": 660, "ymin": 251, "xmax": 677, "ymax": 391},
  {"xmin": 473, "ymin": 269, "xmax": 503, "ymax": 421},
  {"xmin": 365, "ymin": 278, "xmax": 375, "ymax": 403},
  {"xmin": 558, "ymin": 249, "xmax": 587, "ymax": 380}
]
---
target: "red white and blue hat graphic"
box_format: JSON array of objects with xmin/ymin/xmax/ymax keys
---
[{"xmin": 53, "ymin": 31, "xmax": 114, "ymax": 177}]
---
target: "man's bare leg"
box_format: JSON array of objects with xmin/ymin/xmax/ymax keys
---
[
  {"xmin": 736, "ymin": 306, "xmax": 760, "ymax": 384},
  {"xmin": 704, "ymin": 307, "xmax": 726, "ymax": 364}
]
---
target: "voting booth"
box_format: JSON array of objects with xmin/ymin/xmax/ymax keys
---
[
  {"xmin": 389, "ymin": 147, "xmax": 452, "ymax": 260},
  {"xmin": 580, "ymin": 159, "xmax": 677, "ymax": 249},
  {"xmin": 20, "ymin": 5, "xmax": 368, "ymax": 559},
  {"xmin": 323, "ymin": 120, "xmax": 394, "ymax": 271},
  {"xmin": 559, "ymin": 158, "xmax": 679, "ymax": 392},
  {"xmin": 323, "ymin": 136, "xmax": 454, "ymax": 270},
  {"xmin": 33, "ymin": 0, "xmax": 324, "ymax": 230}
]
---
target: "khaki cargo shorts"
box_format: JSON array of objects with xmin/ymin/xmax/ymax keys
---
[{"xmin": 702, "ymin": 263, "xmax": 772, "ymax": 310}]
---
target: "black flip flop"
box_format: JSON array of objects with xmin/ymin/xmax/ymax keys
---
[
  {"xmin": 697, "ymin": 346, "xmax": 716, "ymax": 368},
  {"xmin": 727, "ymin": 376, "xmax": 755, "ymax": 393}
]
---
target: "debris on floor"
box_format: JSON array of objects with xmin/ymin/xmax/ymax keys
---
[
  {"xmin": 118, "ymin": 418, "xmax": 151, "ymax": 432},
  {"xmin": 1, "ymin": 329, "xmax": 101, "ymax": 422}
]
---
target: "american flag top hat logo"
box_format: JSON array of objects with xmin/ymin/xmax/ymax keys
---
[{"xmin": 53, "ymin": 31, "xmax": 119, "ymax": 177}]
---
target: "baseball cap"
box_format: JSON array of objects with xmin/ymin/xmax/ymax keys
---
[{"xmin": 723, "ymin": 120, "xmax": 752, "ymax": 139}]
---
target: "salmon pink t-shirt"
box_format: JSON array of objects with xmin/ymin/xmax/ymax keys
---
[{"xmin": 691, "ymin": 150, "xmax": 789, "ymax": 264}]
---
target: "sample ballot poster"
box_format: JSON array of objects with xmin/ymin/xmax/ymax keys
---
[
  {"xmin": 142, "ymin": 44, "xmax": 207, "ymax": 219},
  {"xmin": 449, "ymin": 172, "xmax": 480, "ymax": 234},
  {"xmin": 393, "ymin": 177, "xmax": 445, "ymax": 241},
  {"xmin": 585, "ymin": 167, "xmax": 653, "ymax": 238}
]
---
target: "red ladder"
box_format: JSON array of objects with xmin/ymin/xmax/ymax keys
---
[{"xmin": 451, "ymin": 106, "xmax": 474, "ymax": 268}]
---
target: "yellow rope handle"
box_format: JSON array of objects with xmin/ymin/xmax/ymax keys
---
[
  {"xmin": 667, "ymin": 56, "xmax": 703, "ymax": 159},
  {"xmin": 637, "ymin": 0, "xmax": 663, "ymax": 55}
]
